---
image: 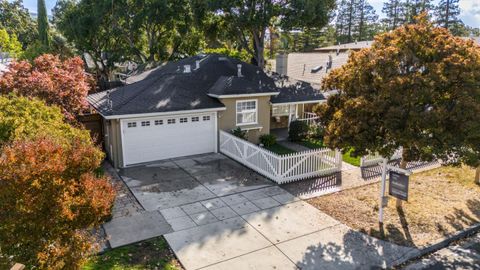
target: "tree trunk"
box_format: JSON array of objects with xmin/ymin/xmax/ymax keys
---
[{"xmin": 475, "ymin": 165, "xmax": 480, "ymax": 185}]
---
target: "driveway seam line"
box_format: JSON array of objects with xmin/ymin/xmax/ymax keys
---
[{"xmin": 194, "ymin": 245, "xmax": 277, "ymax": 270}]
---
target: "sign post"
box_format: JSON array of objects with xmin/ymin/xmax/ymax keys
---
[
  {"xmin": 378, "ymin": 160, "xmax": 412, "ymax": 225},
  {"xmin": 378, "ymin": 159, "xmax": 388, "ymax": 225}
]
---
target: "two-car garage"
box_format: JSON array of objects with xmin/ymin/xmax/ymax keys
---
[{"xmin": 119, "ymin": 112, "xmax": 218, "ymax": 166}]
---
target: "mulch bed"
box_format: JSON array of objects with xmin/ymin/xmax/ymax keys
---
[{"xmin": 308, "ymin": 166, "xmax": 480, "ymax": 247}]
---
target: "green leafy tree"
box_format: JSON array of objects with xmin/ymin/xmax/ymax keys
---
[
  {"xmin": 203, "ymin": 0, "xmax": 335, "ymax": 69},
  {"xmin": 37, "ymin": 0, "xmax": 50, "ymax": 47},
  {"xmin": 0, "ymin": 28, "xmax": 23, "ymax": 55},
  {"xmin": 316, "ymin": 15, "xmax": 480, "ymax": 184},
  {"xmin": 0, "ymin": 0, "xmax": 37, "ymax": 49}
]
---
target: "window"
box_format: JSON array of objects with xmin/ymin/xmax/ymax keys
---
[
  {"xmin": 155, "ymin": 120, "xmax": 163, "ymax": 125},
  {"xmin": 127, "ymin": 122, "xmax": 137, "ymax": 128},
  {"xmin": 272, "ymin": 105, "xmax": 291, "ymax": 116},
  {"xmin": 192, "ymin": 117, "xmax": 199, "ymax": 122},
  {"xmin": 180, "ymin": 117, "xmax": 188, "ymax": 123},
  {"xmin": 141, "ymin": 121, "xmax": 150, "ymax": 127},
  {"xmin": 203, "ymin": 115, "xmax": 210, "ymax": 121},
  {"xmin": 167, "ymin": 119, "xmax": 176, "ymax": 124},
  {"xmin": 236, "ymin": 100, "xmax": 257, "ymax": 125}
]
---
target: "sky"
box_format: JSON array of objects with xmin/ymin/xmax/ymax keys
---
[{"xmin": 18, "ymin": 0, "xmax": 480, "ymax": 28}]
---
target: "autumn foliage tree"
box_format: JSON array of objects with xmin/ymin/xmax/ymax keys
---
[
  {"xmin": 316, "ymin": 14, "xmax": 480, "ymax": 182},
  {"xmin": 0, "ymin": 95, "xmax": 115, "ymax": 269},
  {"xmin": 0, "ymin": 54, "xmax": 92, "ymax": 120}
]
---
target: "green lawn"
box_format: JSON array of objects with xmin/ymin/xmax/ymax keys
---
[
  {"xmin": 297, "ymin": 139, "xmax": 361, "ymax": 167},
  {"xmin": 342, "ymin": 148, "xmax": 361, "ymax": 167},
  {"xmin": 82, "ymin": 237, "xmax": 181, "ymax": 270},
  {"xmin": 298, "ymin": 138, "xmax": 324, "ymax": 149},
  {"xmin": 265, "ymin": 143, "xmax": 296, "ymax": 155}
]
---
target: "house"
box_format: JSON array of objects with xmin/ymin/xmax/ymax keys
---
[
  {"xmin": 275, "ymin": 41, "xmax": 372, "ymax": 88},
  {"xmin": 87, "ymin": 54, "xmax": 325, "ymax": 168}
]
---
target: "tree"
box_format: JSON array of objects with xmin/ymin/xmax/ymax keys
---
[
  {"xmin": 0, "ymin": 28, "xmax": 23, "ymax": 55},
  {"xmin": 435, "ymin": 0, "xmax": 462, "ymax": 35},
  {"xmin": 0, "ymin": 94, "xmax": 91, "ymax": 144},
  {"xmin": 382, "ymin": 0, "xmax": 406, "ymax": 30},
  {"xmin": 316, "ymin": 15, "xmax": 480, "ymax": 184},
  {"xmin": 0, "ymin": 96, "xmax": 115, "ymax": 268},
  {"xmin": 354, "ymin": 0, "xmax": 378, "ymax": 41},
  {"xmin": 404, "ymin": 0, "xmax": 432, "ymax": 24},
  {"xmin": 38, "ymin": 0, "xmax": 50, "ymax": 47},
  {"xmin": 0, "ymin": 54, "xmax": 91, "ymax": 120},
  {"xmin": 336, "ymin": 0, "xmax": 378, "ymax": 43},
  {"xmin": 0, "ymin": 0, "xmax": 37, "ymax": 49},
  {"xmin": 203, "ymin": 0, "xmax": 335, "ymax": 69}
]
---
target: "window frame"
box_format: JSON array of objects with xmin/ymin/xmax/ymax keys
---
[
  {"xmin": 180, "ymin": 117, "xmax": 188, "ymax": 123},
  {"xmin": 154, "ymin": 119, "xmax": 163, "ymax": 126},
  {"xmin": 141, "ymin": 121, "xmax": 150, "ymax": 127},
  {"xmin": 192, "ymin": 116, "xmax": 200, "ymax": 122},
  {"xmin": 272, "ymin": 104, "xmax": 291, "ymax": 117},
  {"xmin": 167, "ymin": 119, "xmax": 176, "ymax": 124},
  {"xmin": 236, "ymin": 99, "xmax": 258, "ymax": 126},
  {"xmin": 203, "ymin": 115, "xmax": 211, "ymax": 121},
  {"xmin": 127, "ymin": 122, "xmax": 137, "ymax": 128}
]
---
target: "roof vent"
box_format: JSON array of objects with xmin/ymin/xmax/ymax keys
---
[
  {"xmin": 237, "ymin": 64, "xmax": 243, "ymax": 77},
  {"xmin": 183, "ymin": 65, "xmax": 191, "ymax": 73},
  {"xmin": 195, "ymin": 60, "xmax": 200, "ymax": 70}
]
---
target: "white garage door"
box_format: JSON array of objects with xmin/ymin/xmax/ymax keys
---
[{"xmin": 121, "ymin": 112, "xmax": 216, "ymax": 166}]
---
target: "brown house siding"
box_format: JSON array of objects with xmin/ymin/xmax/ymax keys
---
[{"xmin": 217, "ymin": 96, "xmax": 271, "ymax": 144}]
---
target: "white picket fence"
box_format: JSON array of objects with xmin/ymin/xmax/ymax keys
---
[
  {"xmin": 219, "ymin": 130, "xmax": 342, "ymax": 184},
  {"xmin": 360, "ymin": 148, "xmax": 403, "ymax": 167}
]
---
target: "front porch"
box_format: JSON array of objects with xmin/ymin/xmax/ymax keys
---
[{"xmin": 270, "ymin": 102, "xmax": 320, "ymax": 141}]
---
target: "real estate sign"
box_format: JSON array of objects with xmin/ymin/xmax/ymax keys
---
[{"xmin": 389, "ymin": 171, "xmax": 409, "ymax": 201}]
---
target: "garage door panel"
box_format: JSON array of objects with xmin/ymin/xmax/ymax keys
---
[{"xmin": 122, "ymin": 113, "xmax": 216, "ymax": 166}]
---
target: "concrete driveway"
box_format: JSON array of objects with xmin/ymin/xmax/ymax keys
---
[{"xmin": 103, "ymin": 153, "xmax": 418, "ymax": 269}]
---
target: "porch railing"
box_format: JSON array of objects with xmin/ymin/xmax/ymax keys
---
[
  {"xmin": 219, "ymin": 130, "xmax": 342, "ymax": 184},
  {"xmin": 296, "ymin": 112, "xmax": 319, "ymax": 126}
]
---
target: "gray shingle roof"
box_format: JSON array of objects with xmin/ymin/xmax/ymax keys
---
[{"xmin": 88, "ymin": 54, "xmax": 324, "ymax": 117}]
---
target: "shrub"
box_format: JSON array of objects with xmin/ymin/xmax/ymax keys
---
[
  {"xmin": 232, "ymin": 127, "xmax": 247, "ymax": 140},
  {"xmin": 288, "ymin": 120, "xmax": 309, "ymax": 142},
  {"xmin": 308, "ymin": 124, "xmax": 325, "ymax": 139},
  {"xmin": 260, "ymin": 134, "xmax": 277, "ymax": 147}
]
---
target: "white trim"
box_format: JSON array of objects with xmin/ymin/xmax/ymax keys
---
[
  {"xmin": 214, "ymin": 111, "xmax": 218, "ymax": 153},
  {"xmin": 240, "ymin": 126, "xmax": 263, "ymax": 131},
  {"xmin": 119, "ymin": 119, "xmax": 126, "ymax": 168},
  {"xmin": 102, "ymin": 107, "xmax": 226, "ymax": 120},
  {"xmin": 271, "ymin": 100, "xmax": 325, "ymax": 106},
  {"xmin": 236, "ymin": 99, "xmax": 258, "ymax": 126},
  {"xmin": 208, "ymin": 92, "xmax": 279, "ymax": 99}
]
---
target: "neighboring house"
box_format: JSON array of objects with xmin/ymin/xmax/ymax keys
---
[
  {"xmin": 277, "ymin": 37, "xmax": 480, "ymax": 88},
  {"xmin": 87, "ymin": 54, "xmax": 325, "ymax": 167},
  {"xmin": 276, "ymin": 41, "xmax": 372, "ymax": 88}
]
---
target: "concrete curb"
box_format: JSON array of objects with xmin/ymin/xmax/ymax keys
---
[{"xmin": 388, "ymin": 222, "xmax": 480, "ymax": 268}]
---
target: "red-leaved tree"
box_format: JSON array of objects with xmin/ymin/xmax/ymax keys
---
[
  {"xmin": 0, "ymin": 137, "xmax": 115, "ymax": 269},
  {"xmin": 0, "ymin": 54, "xmax": 92, "ymax": 120}
]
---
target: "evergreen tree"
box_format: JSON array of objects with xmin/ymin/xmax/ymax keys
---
[
  {"xmin": 382, "ymin": 0, "xmax": 406, "ymax": 30},
  {"xmin": 335, "ymin": 0, "xmax": 357, "ymax": 43},
  {"xmin": 37, "ymin": 0, "xmax": 49, "ymax": 47},
  {"xmin": 335, "ymin": 0, "xmax": 378, "ymax": 43},
  {"xmin": 404, "ymin": 0, "xmax": 432, "ymax": 24},
  {"xmin": 435, "ymin": 0, "xmax": 462, "ymax": 33},
  {"xmin": 354, "ymin": 0, "xmax": 378, "ymax": 41}
]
